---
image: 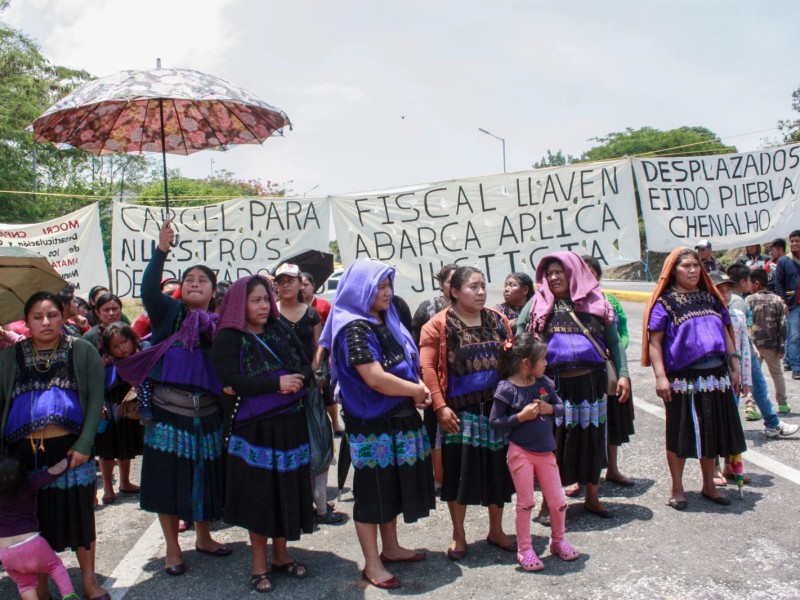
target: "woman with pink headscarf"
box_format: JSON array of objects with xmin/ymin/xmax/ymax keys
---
[{"xmin": 517, "ymin": 252, "xmax": 630, "ymax": 519}]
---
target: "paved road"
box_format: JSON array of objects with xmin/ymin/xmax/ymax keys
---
[{"xmin": 4, "ymin": 301, "xmax": 800, "ymax": 600}]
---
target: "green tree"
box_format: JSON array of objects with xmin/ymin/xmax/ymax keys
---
[
  {"xmin": 778, "ymin": 85, "xmax": 800, "ymax": 143},
  {"xmin": 0, "ymin": 7, "xmax": 98, "ymax": 222},
  {"xmin": 135, "ymin": 170, "xmax": 288, "ymax": 205},
  {"xmin": 581, "ymin": 126, "xmax": 736, "ymax": 161},
  {"xmin": 532, "ymin": 149, "xmax": 575, "ymax": 168}
]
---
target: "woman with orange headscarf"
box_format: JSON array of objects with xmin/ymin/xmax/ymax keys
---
[{"xmin": 642, "ymin": 247, "xmax": 746, "ymax": 511}]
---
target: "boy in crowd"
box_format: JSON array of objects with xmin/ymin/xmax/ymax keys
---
[
  {"xmin": 775, "ymin": 230, "xmax": 800, "ymax": 379},
  {"xmin": 747, "ymin": 269, "xmax": 789, "ymax": 414},
  {"xmin": 727, "ymin": 264, "xmax": 799, "ymax": 438},
  {"xmin": 764, "ymin": 238, "xmax": 786, "ymax": 293}
]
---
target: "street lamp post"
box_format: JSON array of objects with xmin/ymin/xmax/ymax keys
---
[
  {"xmin": 478, "ymin": 128, "xmax": 506, "ymax": 173},
  {"xmin": 303, "ymin": 184, "xmax": 320, "ymax": 198}
]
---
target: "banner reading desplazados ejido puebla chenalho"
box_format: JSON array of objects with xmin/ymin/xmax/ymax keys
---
[
  {"xmin": 633, "ymin": 144, "xmax": 800, "ymax": 251},
  {"xmin": 330, "ymin": 159, "xmax": 640, "ymax": 298},
  {"xmin": 111, "ymin": 197, "xmax": 330, "ymax": 297},
  {"xmin": 0, "ymin": 203, "xmax": 108, "ymax": 291}
]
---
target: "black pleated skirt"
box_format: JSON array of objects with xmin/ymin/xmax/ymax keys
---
[
  {"xmin": 140, "ymin": 404, "xmax": 225, "ymax": 522},
  {"xmin": 606, "ymin": 392, "xmax": 635, "ymax": 446},
  {"xmin": 555, "ymin": 370, "xmax": 609, "ymax": 486},
  {"xmin": 10, "ymin": 434, "xmax": 96, "ymax": 552},
  {"xmin": 224, "ymin": 408, "xmax": 315, "ymax": 539},
  {"xmin": 440, "ymin": 402, "xmax": 514, "ymax": 507},
  {"xmin": 95, "ymin": 411, "xmax": 144, "ymax": 461},
  {"xmin": 347, "ymin": 409, "xmax": 435, "ymax": 524},
  {"xmin": 664, "ymin": 365, "xmax": 747, "ymax": 459}
]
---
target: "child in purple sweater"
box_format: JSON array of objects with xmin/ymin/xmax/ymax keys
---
[
  {"xmin": 0, "ymin": 455, "xmax": 78, "ymax": 600},
  {"xmin": 490, "ymin": 334, "xmax": 579, "ymax": 572}
]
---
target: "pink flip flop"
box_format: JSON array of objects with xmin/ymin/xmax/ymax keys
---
[
  {"xmin": 517, "ymin": 550, "xmax": 544, "ymax": 572},
  {"xmin": 549, "ymin": 540, "xmax": 580, "ymax": 561}
]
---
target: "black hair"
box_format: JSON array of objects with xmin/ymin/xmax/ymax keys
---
[
  {"xmin": 101, "ymin": 322, "xmax": 142, "ymax": 356},
  {"xmin": 0, "ymin": 454, "xmax": 27, "ymax": 498},
  {"xmin": 436, "ymin": 264, "xmax": 459, "ymax": 284},
  {"xmin": 182, "ymin": 265, "xmax": 218, "ymax": 289},
  {"xmin": 505, "ymin": 272, "xmax": 534, "ymax": 301},
  {"xmin": 88, "ymin": 285, "xmax": 109, "ymax": 304},
  {"xmin": 75, "ymin": 297, "xmax": 88, "ymax": 310},
  {"xmin": 667, "ymin": 249, "xmax": 700, "ymax": 287},
  {"xmin": 770, "ymin": 239, "xmax": 787, "ymax": 251},
  {"xmin": 214, "ymin": 280, "xmax": 232, "ymax": 307},
  {"xmin": 497, "ymin": 333, "xmax": 548, "ymax": 379},
  {"xmin": 749, "ymin": 268, "xmax": 768, "ymax": 287},
  {"xmin": 791, "ymin": 230, "xmax": 800, "ymax": 240},
  {"xmin": 246, "ymin": 276, "xmax": 272, "ymax": 297},
  {"xmin": 300, "ymin": 271, "xmax": 315, "ymax": 289},
  {"xmin": 448, "ymin": 266, "xmax": 484, "ymax": 304},
  {"xmin": 56, "ymin": 283, "xmax": 76, "ymax": 306},
  {"xmin": 94, "ymin": 293, "xmax": 123, "ymax": 315},
  {"xmin": 726, "ymin": 263, "xmax": 751, "ymax": 285},
  {"xmin": 582, "ymin": 255, "xmax": 603, "ymax": 279},
  {"xmin": 24, "ymin": 291, "xmax": 64, "ymax": 321},
  {"xmin": 160, "ymin": 278, "xmax": 180, "ymax": 292},
  {"xmin": 275, "ymin": 273, "xmax": 305, "ymax": 303}
]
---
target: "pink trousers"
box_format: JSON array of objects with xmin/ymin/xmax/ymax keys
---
[
  {"xmin": 0, "ymin": 534, "xmax": 74, "ymax": 595},
  {"xmin": 507, "ymin": 442, "xmax": 566, "ymax": 553}
]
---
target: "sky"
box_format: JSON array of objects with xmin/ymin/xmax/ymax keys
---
[{"xmin": 6, "ymin": 0, "xmax": 800, "ymax": 197}]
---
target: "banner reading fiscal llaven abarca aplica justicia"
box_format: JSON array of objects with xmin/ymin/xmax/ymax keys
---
[
  {"xmin": 111, "ymin": 197, "xmax": 330, "ymax": 297},
  {"xmin": 330, "ymin": 160, "xmax": 640, "ymax": 298},
  {"xmin": 633, "ymin": 144, "xmax": 800, "ymax": 251},
  {"xmin": 0, "ymin": 203, "xmax": 108, "ymax": 291}
]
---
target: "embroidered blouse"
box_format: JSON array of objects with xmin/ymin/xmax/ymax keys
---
[
  {"xmin": 334, "ymin": 320, "xmax": 417, "ymax": 423},
  {"xmin": 648, "ymin": 288, "xmax": 731, "ymax": 374}
]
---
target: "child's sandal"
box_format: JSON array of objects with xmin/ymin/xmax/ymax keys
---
[
  {"xmin": 549, "ymin": 539, "xmax": 580, "ymax": 561},
  {"xmin": 517, "ymin": 550, "xmax": 544, "ymax": 572}
]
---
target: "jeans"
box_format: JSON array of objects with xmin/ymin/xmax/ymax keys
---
[
  {"xmin": 507, "ymin": 443, "xmax": 566, "ymax": 553},
  {"xmin": 750, "ymin": 348, "xmax": 780, "ymax": 429},
  {"xmin": 786, "ymin": 306, "xmax": 800, "ymax": 371}
]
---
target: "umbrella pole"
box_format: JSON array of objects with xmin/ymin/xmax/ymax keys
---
[{"xmin": 159, "ymin": 98, "xmax": 170, "ymax": 212}]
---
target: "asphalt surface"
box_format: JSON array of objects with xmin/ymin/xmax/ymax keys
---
[{"xmin": 3, "ymin": 300, "xmax": 800, "ymax": 600}]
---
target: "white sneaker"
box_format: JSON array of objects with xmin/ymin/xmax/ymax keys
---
[{"xmin": 765, "ymin": 422, "xmax": 800, "ymax": 438}]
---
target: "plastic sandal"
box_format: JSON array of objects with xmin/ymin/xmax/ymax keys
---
[
  {"xmin": 251, "ymin": 572, "xmax": 273, "ymax": 593},
  {"xmin": 517, "ymin": 550, "xmax": 544, "ymax": 572},
  {"xmin": 549, "ymin": 539, "xmax": 580, "ymax": 561}
]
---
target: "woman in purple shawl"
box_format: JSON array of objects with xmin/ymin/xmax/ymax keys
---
[
  {"xmin": 118, "ymin": 221, "xmax": 228, "ymax": 576},
  {"xmin": 212, "ymin": 275, "xmax": 314, "ymax": 593},
  {"xmin": 517, "ymin": 252, "xmax": 630, "ymax": 519},
  {"xmin": 320, "ymin": 259, "xmax": 435, "ymax": 590}
]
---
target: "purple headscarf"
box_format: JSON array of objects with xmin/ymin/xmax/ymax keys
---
[
  {"xmin": 319, "ymin": 259, "xmax": 418, "ymax": 382},
  {"xmin": 527, "ymin": 251, "xmax": 615, "ymax": 334},
  {"xmin": 217, "ymin": 275, "xmax": 278, "ymax": 332}
]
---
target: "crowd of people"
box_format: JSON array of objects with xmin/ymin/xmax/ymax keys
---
[{"xmin": 1, "ymin": 221, "xmax": 799, "ymax": 597}]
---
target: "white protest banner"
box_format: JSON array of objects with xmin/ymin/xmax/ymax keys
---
[
  {"xmin": 633, "ymin": 144, "xmax": 800, "ymax": 251},
  {"xmin": 111, "ymin": 197, "xmax": 330, "ymax": 297},
  {"xmin": 0, "ymin": 203, "xmax": 108, "ymax": 292},
  {"xmin": 331, "ymin": 160, "xmax": 640, "ymax": 298}
]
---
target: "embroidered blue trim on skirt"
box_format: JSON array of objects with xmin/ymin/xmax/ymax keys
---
[{"xmin": 228, "ymin": 435, "xmax": 310, "ymax": 472}]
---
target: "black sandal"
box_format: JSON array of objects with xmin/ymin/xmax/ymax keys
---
[
  {"xmin": 251, "ymin": 572, "xmax": 273, "ymax": 593},
  {"xmin": 271, "ymin": 561, "xmax": 308, "ymax": 579}
]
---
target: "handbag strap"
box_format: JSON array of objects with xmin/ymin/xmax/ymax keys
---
[
  {"xmin": 563, "ymin": 306, "xmax": 608, "ymax": 361},
  {"xmin": 246, "ymin": 329, "xmax": 285, "ymax": 367}
]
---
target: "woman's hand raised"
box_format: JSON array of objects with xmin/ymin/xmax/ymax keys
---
[{"xmin": 158, "ymin": 220, "xmax": 174, "ymax": 253}]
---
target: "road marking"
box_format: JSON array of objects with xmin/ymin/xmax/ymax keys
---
[
  {"xmin": 101, "ymin": 516, "xmax": 163, "ymax": 600},
  {"xmin": 633, "ymin": 396, "xmax": 800, "ymax": 487}
]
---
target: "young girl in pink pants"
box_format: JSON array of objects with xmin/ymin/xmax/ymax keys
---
[
  {"xmin": 490, "ymin": 334, "xmax": 580, "ymax": 571},
  {"xmin": 0, "ymin": 456, "xmax": 78, "ymax": 599}
]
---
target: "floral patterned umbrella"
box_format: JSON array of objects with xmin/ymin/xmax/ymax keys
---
[{"xmin": 30, "ymin": 67, "xmax": 291, "ymax": 208}]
